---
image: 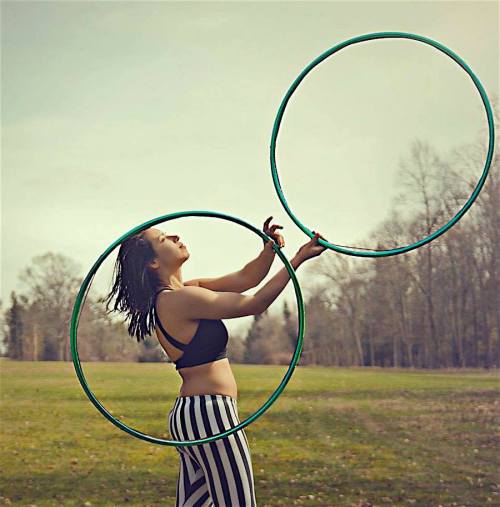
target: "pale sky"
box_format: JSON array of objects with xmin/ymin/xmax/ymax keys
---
[{"xmin": 2, "ymin": 1, "xmax": 498, "ymax": 336}]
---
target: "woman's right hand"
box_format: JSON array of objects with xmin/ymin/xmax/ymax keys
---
[{"xmin": 295, "ymin": 231, "xmax": 328, "ymax": 262}]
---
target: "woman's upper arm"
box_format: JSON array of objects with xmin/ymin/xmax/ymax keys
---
[{"xmin": 165, "ymin": 285, "xmax": 262, "ymax": 320}]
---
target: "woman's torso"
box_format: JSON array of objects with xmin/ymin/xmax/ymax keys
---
[{"xmin": 154, "ymin": 288, "xmax": 238, "ymax": 399}]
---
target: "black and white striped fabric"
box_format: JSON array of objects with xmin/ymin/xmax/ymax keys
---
[{"xmin": 168, "ymin": 394, "xmax": 257, "ymax": 507}]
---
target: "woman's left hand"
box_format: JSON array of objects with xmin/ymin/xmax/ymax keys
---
[{"xmin": 262, "ymin": 216, "xmax": 285, "ymax": 248}]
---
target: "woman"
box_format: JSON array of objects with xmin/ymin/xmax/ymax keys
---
[{"xmin": 103, "ymin": 217, "xmax": 328, "ymax": 506}]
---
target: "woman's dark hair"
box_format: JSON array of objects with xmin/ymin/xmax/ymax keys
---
[{"xmin": 100, "ymin": 230, "xmax": 165, "ymax": 343}]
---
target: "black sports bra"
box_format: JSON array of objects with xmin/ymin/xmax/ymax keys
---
[{"xmin": 153, "ymin": 287, "xmax": 228, "ymax": 370}]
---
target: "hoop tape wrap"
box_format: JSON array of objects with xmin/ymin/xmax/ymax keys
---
[
  {"xmin": 270, "ymin": 31, "xmax": 495, "ymax": 257},
  {"xmin": 70, "ymin": 210, "xmax": 305, "ymax": 446}
]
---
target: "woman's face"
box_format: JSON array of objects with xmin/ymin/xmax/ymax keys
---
[{"xmin": 144, "ymin": 227, "xmax": 189, "ymax": 271}]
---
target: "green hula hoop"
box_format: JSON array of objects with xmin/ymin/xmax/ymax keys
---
[
  {"xmin": 270, "ymin": 31, "xmax": 495, "ymax": 258},
  {"xmin": 70, "ymin": 210, "xmax": 305, "ymax": 447}
]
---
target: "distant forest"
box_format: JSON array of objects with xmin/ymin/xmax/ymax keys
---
[{"xmin": 2, "ymin": 105, "xmax": 499, "ymax": 369}]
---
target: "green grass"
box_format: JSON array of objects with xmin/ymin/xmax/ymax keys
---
[{"xmin": 1, "ymin": 359, "xmax": 498, "ymax": 506}]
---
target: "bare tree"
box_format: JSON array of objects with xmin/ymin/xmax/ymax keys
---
[{"xmin": 19, "ymin": 252, "xmax": 82, "ymax": 361}]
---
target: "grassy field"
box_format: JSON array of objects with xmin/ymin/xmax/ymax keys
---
[{"xmin": 1, "ymin": 359, "xmax": 498, "ymax": 507}]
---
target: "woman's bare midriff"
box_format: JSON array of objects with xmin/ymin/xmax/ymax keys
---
[{"xmin": 178, "ymin": 358, "xmax": 238, "ymax": 400}]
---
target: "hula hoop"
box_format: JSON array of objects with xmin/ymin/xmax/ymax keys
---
[
  {"xmin": 270, "ymin": 31, "xmax": 495, "ymax": 258},
  {"xmin": 70, "ymin": 210, "xmax": 305, "ymax": 447}
]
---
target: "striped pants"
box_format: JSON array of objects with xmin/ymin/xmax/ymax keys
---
[{"xmin": 168, "ymin": 394, "xmax": 257, "ymax": 507}]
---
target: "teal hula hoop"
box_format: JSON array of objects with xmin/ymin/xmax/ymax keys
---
[
  {"xmin": 270, "ymin": 31, "xmax": 495, "ymax": 257},
  {"xmin": 70, "ymin": 210, "xmax": 306, "ymax": 447}
]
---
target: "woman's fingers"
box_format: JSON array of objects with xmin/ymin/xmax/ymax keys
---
[
  {"xmin": 264, "ymin": 222, "xmax": 284, "ymax": 239},
  {"xmin": 311, "ymin": 230, "xmax": 327, "ymax": 242}
]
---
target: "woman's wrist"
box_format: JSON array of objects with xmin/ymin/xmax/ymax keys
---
[
  {"xmin": 263, "ymin": 238, "xmax": 276, "ymax": 251},
  {"xmin": 290, "ymin": 254, "xmax": 303, "ymax": 270}
]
